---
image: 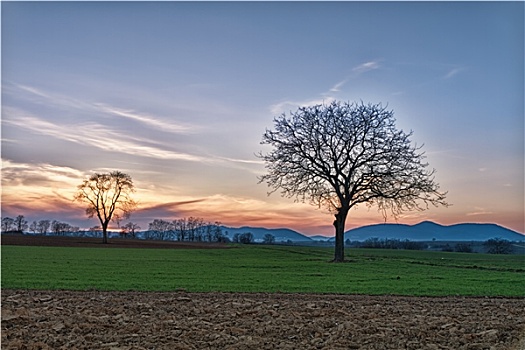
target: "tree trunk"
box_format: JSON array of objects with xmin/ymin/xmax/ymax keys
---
[
  {"xmin": 102, "ymin": 222, "xmax": 109, "ymax": 244},
  {"xmin": 333, "ymin": 208, "xmax": 349, "ymax": 262}
]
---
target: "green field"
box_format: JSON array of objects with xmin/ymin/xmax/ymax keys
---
[{"xmin": 2, "ymin": 244, "xmax": 524, "ymax": 296}]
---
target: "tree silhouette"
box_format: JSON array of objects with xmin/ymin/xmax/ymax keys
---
[
  {"xmin": 259, "ymin": 101, "xmax": 448, "ymax": 262},
  {"xmin": 1, "ymin": 217, "xmax": 15, "ymax": 232},
  {"xmin": 14, "ymin": 215, "xmax": 28, "ymax": 232},
  {"xmin": 263, "ymin": 233, "xmax": 276, "ymax": 244},
  {"xmin": 121, "ymin": 222, "xmax": 141, "ymax": 238},
  {"xmin": 75, "ymin": 171, "xmax": 136, "ymax": 244}
]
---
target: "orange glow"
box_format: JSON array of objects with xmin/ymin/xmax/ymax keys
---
[{"xmin": 1, "ymin": 160, "xmax": 523, "ymax": 236}]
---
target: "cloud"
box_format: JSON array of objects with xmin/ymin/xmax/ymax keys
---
[
  {"xmin": 94, "ymin": 103, "xmax": 197, "ymax": 134},
  {"xmin": 11, "ymin": 84, "xmax": 52, "ymax": 99},
  {"xmin": 1, "ymin": 159, "xmax": 85, "ymax": 188},
  {"xmin": 352, "ymin": 60, "xmax": 381, "ymax": 74},
  {"xmin": 466, "ymin": 207, "xmax": 494, "ymax": 216},
  {"xmin": 4, "ymin": 84, "xmax": 263, "ymax": 170},
  {"xmin": 0, "ymin": 159, "xmax": 88, "ymax": 220},
  {"xmin": 270, "ymin": 97, "xmax": 336, "ymax": 115},
  {"xmin": 5, "ymin": 82, "xmax": 97, "ymax": 112},
  {"xmin": 442, "ymin": 67, "xmax": 464, "ymax": 80},
  {"xmin": 3, "ymin": 108, "xmax": 205, "ymax": 162},
  {"xmin": 271, "ymin": 60, "xmax": 381, "ymax": 114},
  {"xmin": 129, "ymin": 193, "xmax": 335, "ymax": 234},
  {"xmin": 5, "ymin": 82, "xmax": 199, "ymax": 135},
  {"xmin": 135, "ymin": 199, "xmax": 208, "ymax": 219},
  {"xmin": 327, "ymin": 60, "xmax": 381, "ymax": 93},
  {"xmin": 329, "ymin": 79, "xmax": 349, "ymax": 93}
]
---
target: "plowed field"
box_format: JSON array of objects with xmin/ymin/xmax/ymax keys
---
[{"xmin": 2, "ymin": 290, "xmax": 525, "ymax": 350}]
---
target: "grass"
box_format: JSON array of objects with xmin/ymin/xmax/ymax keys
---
[{"xmin": 2, "ymin": 244, "xmax": 524, "ymax": 296}]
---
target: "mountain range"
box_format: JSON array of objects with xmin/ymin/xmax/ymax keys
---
[
  {"xmin": 32, "ymin": 221, "xmax": 523, "ymax": 243},
  {"xmin": 222, "ymin": 221, "xmax": 524, "ymax": 243},
  {"xmin": 220, "ymin": 226, "xmax": 313, "ymax": 243},
  {"xmin": 326, "ymin": 221, "xmax": 524, "ymax": 242}
]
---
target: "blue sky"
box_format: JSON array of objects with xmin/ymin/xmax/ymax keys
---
[{"xmin": 1, "ymin": 1, "xmax": 523, "ymax": 235}]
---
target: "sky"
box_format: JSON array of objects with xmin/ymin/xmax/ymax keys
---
[{"xmin": 1, "ymin": 1, "xmax": 523, "ymax": 236}]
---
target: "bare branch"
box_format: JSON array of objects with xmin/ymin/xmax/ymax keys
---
[
  {"xmin": 74, "ymin": 171, "xmax": 137, "ymax": 243},
  {"xmin": 258, "ymin": 100, "xmax": 449, "ymax": 262}
]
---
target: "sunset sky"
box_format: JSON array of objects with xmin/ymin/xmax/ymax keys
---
[{"xmin": 1, "ymin": 2, "xmax": 523, "ymax": 235}]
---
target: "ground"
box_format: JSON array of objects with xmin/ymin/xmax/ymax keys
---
[
  {"xmin": 2, "ymin": 235, "xmax": 525, "ymax": 349},
  {"xmin": 0, "ymin": 234, "xmax": 230, "ymax": 249}
]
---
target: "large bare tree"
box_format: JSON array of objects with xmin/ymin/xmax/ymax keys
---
[
  {"xmin": 75, "ymin": 171, "xmax": 137, "ymax": 244},
  {"xmin": 258, "ymin": 101, "xmax": 448, "ymax": 262}
]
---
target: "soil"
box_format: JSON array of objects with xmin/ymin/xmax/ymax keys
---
[
  {"xmin": 2, "ymin": 235, "xmax": 525, "ymax": 350},
  {"xmin": 0, "ymin": 234, "xmax": 230, "ymax": 249}
]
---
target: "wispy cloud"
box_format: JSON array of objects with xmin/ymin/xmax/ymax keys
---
[
  {"xmin": 94, "ymin": 103, "xmax": 197, "ymax": 134},
  {"xmin": 329, "ymin": 79, "xmax": 349, "ymax": 93},
  {"xmin": 466, "ymin": 207, "xmax": 494, "ymax": 216},
  {"xmin": 352, "ymin": 60, "xmax": 381, "ymax": 74},
  {"xmin": 271, "ymin": 60, "xmax": 381, "ymax": 114},
  {"xmin": 442, "ymin": 67, "xmax": 464, "ymax": 80},
  {"xmin": 133, "ymin": 193, "xmax": 332, "ymax": 233},
  {"xmin": 1, "ymin": 159, "xmax": 85, "ymax": 188},
  {"xmin": 5, "ymin": 82, "xmax": 97, "ymax": 112},
  {"xmin": 2, "ymin": 108, "xmax": 204, "ymax": 162},
  {"xmin": 329, "ymin": 60, "xmax": 381, "ymax": 93},
  {"xmin": 4, "ymin": 82, "xmax": 198, "ymax": 135},
  {"xmin": 0, "ymin": 159, "xmax": 87, "ymax": 219},
  {"xmin": 270, "ymin": 97, "xmax": 336, "ymax": 115},
  {"xmin": 3, "ymin": 107, "xmax": 264, "ymax": 171},
  {"xmin": 215, "ymin": 155, "xmax": 262, "ymax": 165}
]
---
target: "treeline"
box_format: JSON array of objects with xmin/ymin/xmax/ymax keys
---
[
  {"xmin": 144, "ymin": 219, "xmax": 276, "ymax": 244},
  {"xmin": 143, "ymin": 218, "xmax": 228, "ymax": 243},
  {"xmin": 352, "ymin": 237, "xmax": 518, "ymax": 254},
  {"xmin": 1, "ymin": 215, "xmax": 80, "ymax": 235},
  {"xmin": 353, "ymin": 238, "xmax": 425, "ymax": 250},
  {"xmin": 1, "ymin": 214, "xmax": 271, "ymax": 245},
  {"xmin": 1, "ymin": 214, "xmax": 229, "ymax": 243}
]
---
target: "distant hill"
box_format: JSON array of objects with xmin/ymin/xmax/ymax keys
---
[
  {"xmin": 332, "ymin": 221, "xmax": 525, "ymax": 242},
  {"xmin": 221, "ymin": 226, "xmax": 313, "ymax": 243}
]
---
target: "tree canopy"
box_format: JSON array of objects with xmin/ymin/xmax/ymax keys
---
[
  {"xmin": 258, "ymin": 101, "xmax": 448, "ymax": 261},
  {"xmin": 75, "ymin": 171, "xmax": 137, "ymax": 243}
]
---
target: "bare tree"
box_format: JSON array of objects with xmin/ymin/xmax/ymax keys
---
[
  {"xmin": 212, "ymin": 222, "xmax": 227, "ymax": 242},
  {"xmin": 483, "ymin": 238, "xmax": 513, "ymax": 254},
  {"xmin": 258, "ymin": 101, "xmax": 448, "ymax": 262},
  {"xmin": 51, "ymin": 220, "xmax": 70, "ymax": 235},
  {"xmin": 14, "ymin": 215, "xmax": 28, "ymax": 232},
  {"xmin": 1, "ymin": 217, "xmax": 15, "ymax": 232},
  {"xmin": 263, "ymin": 233, "xmax": 276, "ymax": 244},
  {"xmin": 173, "ymin": 218, "xmax": 187, "ymax": 241},
  {"xmin": 75, "ymin": 171, "xmax": 136, "ymax": 244},
  {"xmin": 238, "ymin": 232, "xmax": 254, "ymax": 244},
  {"xmin": 121, "ymin": 222, "xmax": 141, "ymax": 238},
  {"xmin": 37, "ymin": 220, "xmax": 51, "ymax": 235},
  {"xmin": 186, "ymin": 216, "xmax": 204, "ymax": 242},
  {"xmin": 29, "ymin": 221, "xmax": 38, "ymax": 234},
  {"xmin": 148, "ymin": 219, "xmax": 173, "ymax": 240}
]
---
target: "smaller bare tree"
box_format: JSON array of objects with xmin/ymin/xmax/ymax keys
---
[
  {"xmin": 14, "ymin": 215, "xmax": 28, "ymax": 232},
  {"xmin": 2, "ymin": 217, "xmax": 15, "ymax": 232},
  {"xmin": 37, "ymin": 220, "xmax": 51, "ymax": 235},
  {"xmin": 148, "ymin": 219, "xmax": 173, "ymax": 240},
  {"xmin": 30, "ymin": 221, "xmax": 38, "ymax": 234},
  {"xmin": 75, "ymin": 171, "xmax": 137, "ymax": 244},
  {"xmin": 121, "ymin": 222, "xmax": 141, "ymax": 239}
]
